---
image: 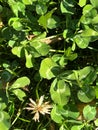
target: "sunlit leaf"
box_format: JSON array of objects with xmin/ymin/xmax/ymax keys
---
[
  {"xmin": 0, "ymin": 111, "xmax": 10, "ymax": 130},
  {"xmin": 94, "ymin": 119, "xmax": 98, "ymax": 126},
  {"xmin": 38, "ymin": 8, "xmax": 56, "ymax": 31},
  {"xmin": 17, "ymin": 2, "xmax": 25, "ymax": 15},
  {"xmin": 82, "ymin": 4, "xmax": 93, "ymax": 15},
  {"xmin": 8, "ymin": 40, "xmax": 15, "ymax": 47},
  {"xmin": 81, "ymin": 28, "xmax": 98, "ymax": 37},
  {"xmin": 12, "ymin": 46, "xmax": 23, "ymax": 57},
  {"xmin": 47, "ymin": 16, "xmax": 59, "ymax": 29},
  {"xmin": 22, "ymin": 0, "xmax": 32, "ymax": 5},
  {"xmin": 8, "ymin": 0, "xmax": 25, "ymax": 16},
  {"xmin": 60, "ymin": 0, "xmax": 75, "ymax": 14},
  {"xmin": 62, "ymin": 66, "xmax": 93, "ymax": 81},
  {"xmin": 92, "ymin": 15, "xmax": 98, "ymax": 24},
  {"xmin": 12, "ymin": 89, "xmax": 26, "ymax": 101},
  {"xmin": 31, "ymin": 41, "xmax": 50, "ymax": 56},
  {"xmin": 10, "ymin": 77, "xmax": 30, "ymax": 89},
  {"xmin": 59, "ymin": 125, "xmax": 67, "ymax": 130},
  {"xmin": 90, "ymin": 0, "xmax": 98, "ymax": 8},
  {"xmin": 83, "ymin": 105, "xmax": 96, "ymax": 121},
  {"xmin": 25, "ymin": 49, "xmax": 34, "ymax": 68},
  {"xmin": 95, "ymin": 86, "xmax": 98, "ymax": 99},
  {"xmin": 50, "ymin": 78, "xmax": 70, "ymax": 106},
  {"xmin": 77, "ymin": 66, "xmax": 94, "ymax": 80},
  {"xmin": 39, "ymin": 58, "xmax": 58, "ymax": 79},
  {"xmin": 51, "ymin": 105, "xmax": 64, "ymax": 124},
  {"xmin": 12, "ymin": 20, "xmax": 23, "ymax": 31},
  {"xmin": 78, "ymin": 0, "xmax": 87, "ymax": 7},
  {"xmin": 71, "ymin": 125, "xmax": 84, "ymax": 130},
  {"xmin": 74, "ymin": 35, "xmax": 90, "ymax": 49}
]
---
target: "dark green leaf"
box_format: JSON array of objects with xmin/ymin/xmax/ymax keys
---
[
  {"xmin": 62, "ymin": 104, "xmax": 79, "ymax": 119},
  {"xmin": 2, "ymin": 27, "xmax": 13, "ymax": 40},
  {"xmin": 0, "ymin": 5, "xmax": 3, "ymax": 13},
  {"xmin": 0, "ymin": 90, "xmax": 8, "ymax": 110},
  {"xmin": 77, "ymin": 87, "xmax": 95, "ymax": 103},
  {"xmin": 1, "ymin": 70, "xmax": 12, "ymax": 82}
]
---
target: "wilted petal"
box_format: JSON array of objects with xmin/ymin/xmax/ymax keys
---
[
  {"xmin": 40, "ymin": 108, "xmax": 50, "ymax": 115},
  {"xmin": 33, "ymin": 112, "xmax": 40, "ymax": 122},
  {"xmin": 29, "ymin": 98, "xmax": 36, "ymax": 105},
  {"xmin": 39, "ymin": 103, "xmax": 52, "ymax": 115},
  {"xmin": 25, "ymin": 107, "xmax": 35, "ymax": 111},
  {"xmin": 28, "ymin": 103, "xmax": 36, "ymax": 108},
  {"xmin": 38, "ymin": 95, "xmax": 44, "ymax": 106}
]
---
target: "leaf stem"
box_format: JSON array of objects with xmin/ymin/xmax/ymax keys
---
[
  {"xmin": 18, "ymin": 117, "xmax": 30, "ymax": 123},
  {"xmin": 11, "ymin": 108, "xmax": 21, "ymax": 126},
  {"xmin": 49, "ymin": 49, "xmax": 64, "ymax": 53},
  {"xmin": 36, "ymin": 79, "xmax": 42, "ymax": 99}
]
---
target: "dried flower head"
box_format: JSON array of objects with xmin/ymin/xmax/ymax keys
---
[{"xmin": 25, "ymin": 95, "xmax": 52, "ymax": 122}]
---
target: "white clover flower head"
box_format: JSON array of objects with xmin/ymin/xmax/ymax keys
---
[{"xmin": 25, "ymin": 95, "xmax": 52, "ymax": 122}]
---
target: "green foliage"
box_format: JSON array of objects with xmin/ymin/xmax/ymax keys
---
[
  {"xmin": 38, "ymin": 8, "xmax": 56, "ymax": 31},
  {"xmin": 9, "ymin": 77, "xmax": 30, "ymax": 101},
  {"xmin": 0, "ymin": 111, "xmax": 11, "ymax": 130},
  {"xmin": 22, "ymin": 0, "xmax": 33, "ymax": 5},
  {"xmin": 51, "ymin": 105, "xmax": 64, "ymax": 124},
  {"xmin": 71, "ymin": 125, "xmax": 84, "ymax": 130},
  {"xmin": 9, "ymin": 77, "xmax": 30, "ymax": 89},
  {"xmin": 0, "ymin": 0, "xmax": 98, "ymax": 129},
  {"xmin": 50, "ymin": 79, "xmax": 70, "ymax": 106},
  {"xmin": 77, "ymin": 87, "xmax": 95, "ymax": 103},
  {"xmin": 83, "ymin": 105, "xmax": 96, "ymax": 121},
  {"xmin": 60, "ymin": 0, "xmax": 75, "ymax": 14},
  {"xmin": 39, "ymin": 58, "xmax": 58, "ymax": 79},
  {"xmin": 78, "ymin": 0, "xmax": 87, "ymax": 7}
]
